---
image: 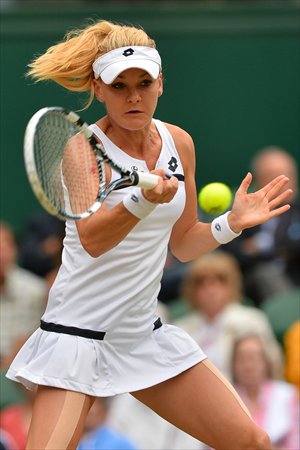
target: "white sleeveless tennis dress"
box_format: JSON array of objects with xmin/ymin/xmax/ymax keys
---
[{"xmin": 7, "ymin": 119, "xmax": 206, "ymax": 396}]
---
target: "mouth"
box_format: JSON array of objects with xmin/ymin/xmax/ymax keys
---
[{"xmin": 126, "ymin": 110, "xmax": 143, "ymax": 114}]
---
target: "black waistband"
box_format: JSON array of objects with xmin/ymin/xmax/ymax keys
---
[
  {"xmin": 40, "ymin": 317, "xmax": 162, "ymax": 340},
  {"xmin": 40, "ymin": 320, "xmax": 106, "ymax": 340},
  {"xmin": 153, "ymin": 317, "xmax": 162, "ymax": 330}
]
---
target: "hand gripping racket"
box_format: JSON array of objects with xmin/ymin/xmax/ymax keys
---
[{"xmin": 24, "ymin": 107, "xmax": 160, "ymax": 220}]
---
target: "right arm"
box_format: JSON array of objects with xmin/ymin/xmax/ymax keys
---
[
  {"xmin": 75, "ymin": 170, "xmax": 178, "ymax": 258},
  {"xmin": 76, "ymin": 201, "xmax": 139, "ymax": 257}
]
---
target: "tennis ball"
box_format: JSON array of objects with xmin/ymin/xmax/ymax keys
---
[{"xmin": 198, "ymin": 182, "xmax": 232, "ymax": 214}]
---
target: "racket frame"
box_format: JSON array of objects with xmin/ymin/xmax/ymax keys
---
[{"xmin": 24, "ymin": 107, "xmax": 159, "ymax": 220}]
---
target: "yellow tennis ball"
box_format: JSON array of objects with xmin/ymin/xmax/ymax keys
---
[{"xmin": 198, "ymin": 182, "xmax": 232, "ymax": 214}]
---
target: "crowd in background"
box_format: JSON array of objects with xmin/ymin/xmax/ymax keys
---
[{"xmin": 0, "ymin": 146, "xmax": 299, "ymax": 449}]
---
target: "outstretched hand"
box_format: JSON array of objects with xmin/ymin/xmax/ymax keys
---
[{"xmin": 228, "ymin": 172, "xmax": 293, "ymax": 233}]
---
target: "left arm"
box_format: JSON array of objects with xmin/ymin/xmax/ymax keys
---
[
  {"xmin": 168, "ymin": 125, "xmax": 292, "ymax": 262},
  {"xmin": 168, "ymin": 126, "xmax": 221, "ymax": 261}
]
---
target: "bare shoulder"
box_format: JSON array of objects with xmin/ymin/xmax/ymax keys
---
[
  {"xmin": 163, "ymin": 122, "xmax": 194, "ymax": 148},
  {"xmin": 162, "ymin": 122, "xmax": 196, "ymax": 168}
]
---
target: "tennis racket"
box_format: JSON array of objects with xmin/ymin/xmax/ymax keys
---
[{"xmin": 24, "ymin": 107, "xmax": 160, "ymax": 220}]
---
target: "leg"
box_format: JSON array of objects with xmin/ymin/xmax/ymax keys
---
[
  {"xmin": 131, "ymin": 359, "xmax": 271, "ymax": 450},
  {"xmin": 26, "ymin": 385, "xmax": 95, "ymax": 450}
]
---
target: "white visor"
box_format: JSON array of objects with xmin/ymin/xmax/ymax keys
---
[{"xmin": 93, "ymin": 46, "xmax": 161, "ymax": 84}]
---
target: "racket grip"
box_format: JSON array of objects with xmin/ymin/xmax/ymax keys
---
[{"xmin": 135, "ymin": 172, "xmax": 160, "ymax": 189}]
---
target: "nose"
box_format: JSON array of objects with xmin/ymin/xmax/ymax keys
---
[{"xmin": 127, "ymin": 88, "xmax": 141, "ymax": 103}]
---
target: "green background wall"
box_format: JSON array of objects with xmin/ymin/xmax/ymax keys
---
[{"xmin": 1, "ymin": 1, "xmax": 299, "ymax": 233}]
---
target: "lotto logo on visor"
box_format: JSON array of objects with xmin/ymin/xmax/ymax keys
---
[
  {"xmin": 93, "ymin": 46, "xmax": 162, "ymax": 84},
  {"xmin": 123, "ymin": 48, "xmax": 135, "ymax": 57}
]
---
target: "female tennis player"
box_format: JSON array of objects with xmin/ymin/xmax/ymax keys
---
[{"xmin": 7, "ymin": 20, "xmax": 292, "ymax": 450}]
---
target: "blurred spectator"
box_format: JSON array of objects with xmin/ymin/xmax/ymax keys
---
[
  {"xmin": 232, "ymin": 333, "xmax": 300, "ymax": 450},
  {"xmin": 77, "ymin": 397, "xmax": 138, "ymax": 450},
  {"xmin": 0, "ymin": 386, "xmax": 35, "ymax": 450},
  {"xmin": 18, "ymin": 212, "xmax": 65, "ymax": 279},
  {"xmin": 0, "ymin": 221, "xmax": 47, "ymax": 368},
  {"xmin": 224, "ymin": 146, "xmax": 300, "ymax": 306},
  {"xmin": 284, "ymin": 320, "xmax": 300, "ymax": 392},
  {"xmin": 175, "ymin": 250, "xmax": 281, "ymax": 380}
]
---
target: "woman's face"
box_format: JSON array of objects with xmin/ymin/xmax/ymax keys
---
[
  {"xmin": 94, "ymin": 68, "xmax": 163, "ymax": 131},
  {"xmin": 191, "ymin": 272, "xmax": 233, "ymax": 318},
  {"xmin": 233, "ymin": 336, "xmax": 269, "ymax": 388}
]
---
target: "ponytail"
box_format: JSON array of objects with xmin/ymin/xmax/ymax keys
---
[{"xmin": 27, "ymin": 20, "xmax": 156, "ymax": 109}]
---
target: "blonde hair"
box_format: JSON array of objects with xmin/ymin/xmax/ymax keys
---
[
  {"xmin": 27, "ymin": 20, "xmax": 156, "ymax": 109},
  {"xmin": 182, "ymin": 250, "xmax": 243, "ymax": 309}
]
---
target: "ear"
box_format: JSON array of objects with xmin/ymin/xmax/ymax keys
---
[
  {"xmin": 158, "ymin": 72, "xmax": 163, "ymax": 97},
  {"xmin": 93, "ymin": 79, "xmax": 105, "ymax": 102}
]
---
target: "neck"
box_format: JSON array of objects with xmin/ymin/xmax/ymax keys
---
[
  {"xmin": 204, "ymin": 309, "xmax": 223, "ymax": 322},
  {"xmin": 99, "ymin": 116, "xmax": 158, "ymax": 159},
  {"xmin": 244, "ymin": 385, "xmax": 261, "ymax": 401}
]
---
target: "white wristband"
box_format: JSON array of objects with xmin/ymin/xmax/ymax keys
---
[
  {"xmin": 123, "ymin": 188, "xmax": 157, "ymax": 219},
  {"xmin": 211, "ymin": 211, "xmax": 242, "ymax": 244}
]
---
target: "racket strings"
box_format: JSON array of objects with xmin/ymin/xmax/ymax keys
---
[
  {"xmin": 34, "ymin": 114, "xmax": 70, "ymax": 211},
  {"xmin": 63, "ymin": 133, "xmax": 101, "ymax": 215},
  {"xmin": 34, "ymin": 113, "xmax": 101, "ymax": 217}
]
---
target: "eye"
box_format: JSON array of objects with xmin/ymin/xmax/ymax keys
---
[
  {"xmin": 140, "ymin": 79, "xmax": 153, "ymax": 87},
  {"xmin": 111, "ymin": 82, "xmax": 125, "ymax": 89}
]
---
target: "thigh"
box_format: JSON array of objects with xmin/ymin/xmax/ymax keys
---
[
  {"xmin": 131, "ymin": 359, "xmax": 263, "ymax": 450},
  {"xmin": 26, "ymin": 385, "xmax": 95, "ymax": 450}
]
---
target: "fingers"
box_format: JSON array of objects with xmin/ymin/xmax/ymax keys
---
[
  {"xmin": 155, "ymin": 175, "xmax": 179, "ymax": 201},
  {"xmin": 142, "ymin": 171, "xmax": 178, "ymax": 203},
  {"xmin": 149, "ymin": 168, "xmax": 170, "ymax": 179},
  {"xmin": 268, "ymin": 188, "xmax": 293, "ymax": 211},
  {"xmin": 260, "ymin": 175, "xmax": 289, "ymax": 199},
  {"xmin": 237, "ymin": 172, "xmax": 253, "ymax": 195},
  {"xmin": 267, "ymin": 203, "xmax": 291, "ymax": 220}
]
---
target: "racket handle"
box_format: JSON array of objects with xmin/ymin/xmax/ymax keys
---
[{"xmin": 134, "ymin": 172, "xmax": 160, "ymax": 189}]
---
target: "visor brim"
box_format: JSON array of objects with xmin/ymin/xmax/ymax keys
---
[{"xmin": 100, "ymin": 60, "xmax": 160, "ymax": 84}]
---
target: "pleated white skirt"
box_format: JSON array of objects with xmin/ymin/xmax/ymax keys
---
[{"xmin": 6, "ymin": 323, "xmax": 206, "ymax": 396}]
